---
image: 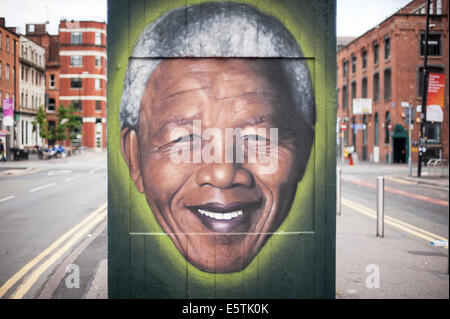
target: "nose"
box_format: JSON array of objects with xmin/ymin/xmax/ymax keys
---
[{"xmin": 195, "ymin": 163, "xmax": 253, "ymax": 189}]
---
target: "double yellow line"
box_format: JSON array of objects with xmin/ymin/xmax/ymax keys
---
[
  {"xmin": 342, "ymin": 198, "xmax": 448, "ymax": 249},
  {"xmin": 0, "ymin": 202, "xmax": 107, "ymax": 299}
]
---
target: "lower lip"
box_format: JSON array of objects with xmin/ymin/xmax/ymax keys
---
[{"xmin": 196, "ymin": 212, "xmax": 248, "ymax": 233}]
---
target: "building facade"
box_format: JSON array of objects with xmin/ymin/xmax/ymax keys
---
[
  {"xmin": 337, "ymin": 0, "xmax": 449, "ymax": 164},
  {"xmin": 58, "ymin": 20, "xmax": 106, "ymax": 149},
  {"xmin": 26, "ymin": 19, "xmax": 106, "ymax": 149},
  {"xmin": 17, "ymin": 35, "xmax": 45, "ymax": 149},
  {"xmin": 0, "ymin": 18, "xmax": 20, "ymax": 158},
  {"xmin": 25, "ymin": 23, "xmax": 61, "ymax": 148}
]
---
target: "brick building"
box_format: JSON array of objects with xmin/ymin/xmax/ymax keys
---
[
  {"xmin": 58, "ymin": 20, "xmax": 106, "ymax": 149},
  {"xmin": 25, "ymin": 23, "xmax": 61, "ymax": 147},
  {"xmin": 26, "ymin": 19, "xmax": 107, "ymax": 149},
  {"xmin": 0, "ymin": 18, "xmax": 20, "ymax": 159},
  {"xmin": 337, "ymin": 0, "xmax": 449, "ymax": 164},
  {"xmin": 18, "ymin": 35, "xmax": 45, "ymax": 149}
]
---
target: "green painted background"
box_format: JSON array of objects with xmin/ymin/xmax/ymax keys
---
[{"xmin": 107, "ymin": 0, "xmax": 336, "ymax": 298}]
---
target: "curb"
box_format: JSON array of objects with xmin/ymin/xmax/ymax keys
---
[{"xmin": 391, "ymin": 175, "xmax": 449, "ymax": 190}]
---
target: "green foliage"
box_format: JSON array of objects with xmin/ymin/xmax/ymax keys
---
[
  {"xmin": 32, "ymin": 106, "xmax": 52, "ymax": 140},
  {"xmin": 55, "ymin": 103, "xmax": 82, "ymax": 143}
]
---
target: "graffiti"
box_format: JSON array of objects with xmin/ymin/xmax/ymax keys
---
[
  {"xmin": 109, "ymin": 0, "xmax": 335, "ymax": 298},
  {"xmin": 119, "ymin": 3, "xmax": 315, "ymax": 274}
]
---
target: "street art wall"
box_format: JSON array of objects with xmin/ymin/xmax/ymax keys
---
[{"xmin": 108, "ymin": 0, "xmax": 336, "ymax": 298}]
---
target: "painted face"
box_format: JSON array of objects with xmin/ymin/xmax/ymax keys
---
[{"xmin": 122, "ymin": 58, "xmax": 308, "ymax": 273}]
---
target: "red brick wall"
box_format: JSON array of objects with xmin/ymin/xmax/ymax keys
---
[{"xmin": 337, "ymin": 0, "xmax": 448, "ymax": 163}]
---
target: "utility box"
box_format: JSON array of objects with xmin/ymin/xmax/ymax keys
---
[{"xmin": 108, "ymin": 0, "xmax": 336, "ymax": 299}]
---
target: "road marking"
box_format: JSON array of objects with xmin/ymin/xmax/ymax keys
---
[
  {"xmin": 64, "ymin": 175, "xmax": 82, "ymax": 182},
  {"xmin": 0, "ymin": 196, "xmax": 14, "ymax": 203},
  {"xmin": 29, "ymin": 183, "xmax": 57, "ymax": 193},
  {"xmin": 342, "ymin": 198, "xmax": 448, "ymax": 249},
  {"xmin": 0, "ymin": 202, "xmax": 107, "ymax": 298},
  {"xmin": 88, "ymin": 168, "xmax": 100, "ymax": 175},
  {"xmin": 344, "ymin": 178, "xmax": 449, "ymax": 207},
  {"xmin": 48, "ymin": 170, "xmax": 72, "ymax": 176},
  {"xmin": 10, "ymin": 210, "xmax": 107, "ymax": 299}
]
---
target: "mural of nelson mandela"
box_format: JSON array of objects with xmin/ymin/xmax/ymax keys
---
[{"xmin": 119, "ymin": 2, "xmax": 315, "ymax": 273}]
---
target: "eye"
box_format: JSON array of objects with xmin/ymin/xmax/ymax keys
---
[
  {"xmin": 173, "ymin": 133, "xmax": 201, "ymax": 144},
  {"xmin": 244, "ymin": 134, "xmax": 268, "ymax": 142}
]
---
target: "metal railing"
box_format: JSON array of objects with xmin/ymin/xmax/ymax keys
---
[{"xmin": 426, "ymin": 158, "xmax": 449, "ymax": 177}]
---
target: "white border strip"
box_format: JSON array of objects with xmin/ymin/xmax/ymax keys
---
[{"xmin": 59, "ymin": 28, "xmax": 106, "ymax": 34}]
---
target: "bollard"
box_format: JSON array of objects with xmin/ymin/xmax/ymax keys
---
[
  {"xmin": 376, "ymin": 176, "xmax": 384, "ymax": 237},
  {"xmin": 337, "ymin": 169, "xmax": 342, "ymax": 216}
]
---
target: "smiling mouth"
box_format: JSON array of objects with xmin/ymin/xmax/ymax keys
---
[{"xmin": 187, "ymin": 201, "xmax": 263, "ymax": 233}]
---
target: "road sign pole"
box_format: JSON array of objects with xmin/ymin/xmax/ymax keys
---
[
  {"xmin": 418, "ymin": 0, "xmax": 431, "ymax": 177},
  {"xmin": 408, "ymin": 106, "xmax": 412, "ymax": 176},
  {"xmin": 336, "ymin": 169, "xmax": 342, "ymax": 216},
  {"xmin": 376, "ymin": 176, "xmax": 384, "ymax": 237}
]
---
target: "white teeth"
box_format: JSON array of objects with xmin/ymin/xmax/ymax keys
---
[{"xmin": 197, "ymin": 209, "xmax": 243, "ymax": 220}]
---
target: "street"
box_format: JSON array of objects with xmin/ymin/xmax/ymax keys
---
[
  {"xmin": 337, "ymin": 161, "xmax": 449, "ymax": 298},
  {"xmin": 0, "ymin": 153, "xmax": 448, "ymax": 299},
  {"xmin": 0, "ymin": 150, "xmax": 107, "ymax": 299}
]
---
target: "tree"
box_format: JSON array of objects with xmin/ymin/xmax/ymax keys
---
[
  {"xmin": 55, "ymin": 103, "xmax": 82, "ymax": 144},
  {"xmin": 32, "ymin": 106, "xmax": 52, "ymax": 141}
]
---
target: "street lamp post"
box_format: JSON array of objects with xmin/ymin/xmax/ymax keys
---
[{"xmin": 418, "ymin": 0, "xmax": 431, "ymax": 177}]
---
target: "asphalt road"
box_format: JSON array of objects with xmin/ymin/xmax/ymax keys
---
[
  {"xmin": 0, "ymin": 151, "xmax": 107, "ymax": 299},
  {"xmin": 340, "ymin": 164, "xmax": 448, "ymax": 240}
]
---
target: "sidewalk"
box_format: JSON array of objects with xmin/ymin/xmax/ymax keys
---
[
  {"xmin": 336, "ymin": 200, "xmax": 448, "ymax": 299},
  {"xmin": 336, "ymin": 160, "xmax": 448, "ymax": 298}
]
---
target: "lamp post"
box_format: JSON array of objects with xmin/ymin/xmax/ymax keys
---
[{"xmin": 418, "ymin": 0, "xmax": 431, "ymax": 177}]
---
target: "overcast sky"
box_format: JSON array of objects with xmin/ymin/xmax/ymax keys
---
[{"xmin": 0, "ymin": 0, "xmax": 413, "ymax": 36}]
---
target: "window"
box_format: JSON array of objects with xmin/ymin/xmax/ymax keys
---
[
  {"xmin": 437, "ymin": 0, "xmax": 442, "ymax": 14},
  {"xmin": 72, "ymin": 100, "xmax": 82, "ymax": 110},
  {"xmin": 70, "ymin": 55, "xmax": 83, "ymax": 66},
  {"xmin": 48, "ymin": 98, "xmax": 56, "ymax": 111},
  {"xmin": 95, "ymin": 56, "xmax": 101, "ymax": 67},
  {"xmin": 95, "ymin": 78, "xmax": 101, "ymax": 90},
  {"xmin": 342, "ymin": 60, "xmax": 348, "ymax": 77},
  {"xmin": 351, "ymin": 55, "xmax": 356, "ymax": 73},
  {"xmin": 71, "ymin": 32, "xmax": 82, "ymax": 44},
  {"xmin": 0, "ymin": 31, "xmax": 2, "ymax": 50},
  {"xmin": 384, "ymin": 112, "xmax": 390, "ymax": 144},
  {"xmin": 374, "ymin": 113, "xmax": 379, "ymax": 146},
  {"xmin": 373, "ymin": 42, "xmax": 379, "ymax": 64},
  {"xmin": 362, "ymin": 49, "xmax": 367, "ymax": 69},
  {"xmin": 5, "ymin": 64, "xmax": 9, "ymax": 80},
  {"xmin": 0, "ymin": 62, "xmax": 2, "ymax": 79},
  {"xmin": 96, "ymin": 101, "xmax": 102, "ymax": 112},
  {"xmin": 425, "ymin": 122, "xmax": 441, "ymax": 144},
  {"xmin": 6, "ymin": 35, "xmax": 10, "ymax": 53},
  {"xmin": 373, "ymin": 73, "xmax": 380, "ymax": 102},
  {"xmin": 342, "ymin": 85, "xmax": 348, "ymax": 109},
  {"xmin": 70, "ymin": 78, "xmax": 82, "ymax": 89},
  {"xmin": 417, "ymin": 66, "xmax": 444, "ymax": 97},
  {"xmin": 420, "ymin": 34, "xmax": 441, "ymax": 56},
  {"xmin": 384, "ymin": 37, "xmax": 390, "ymax": 60},
  {"xmin": 95, "ymin": 32, "xmax": 101, "ymax": 45},
  {"xmin": 49, "ymin": 74, "xmax": 56, "ymax": 88},
  {"xmin": 384, "ymin": 69, "xmax": 391, "ymax": 100},
  {"xmin": 351, "ymin": 81, "xmax": 357, "ymax": 100},
  {"xmin": 362, "ymin": 77, "xmax": 368, "ymax": 98}
]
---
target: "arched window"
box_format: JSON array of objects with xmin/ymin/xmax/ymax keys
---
[{"xmin": 384, "ymin": 111, "xmax": 390, "ymax": 144}]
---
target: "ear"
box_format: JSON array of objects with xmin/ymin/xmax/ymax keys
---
[{"xmin": 121, "ymin": 127, "xmax": 144, "ymax": 193}]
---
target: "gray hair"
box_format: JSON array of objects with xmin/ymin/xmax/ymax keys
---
[{"xmin": 120, "ymin": 2, "xmax": 315, "ymax": 130}]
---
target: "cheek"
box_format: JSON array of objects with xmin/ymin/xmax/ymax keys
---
[
  {"xmin": 141, "ymin": 156, "xmax": 194, "ymax": 204},
  {"xmin": 248, "ymin": 147, "xmax": 296, "ymax": 188}
]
